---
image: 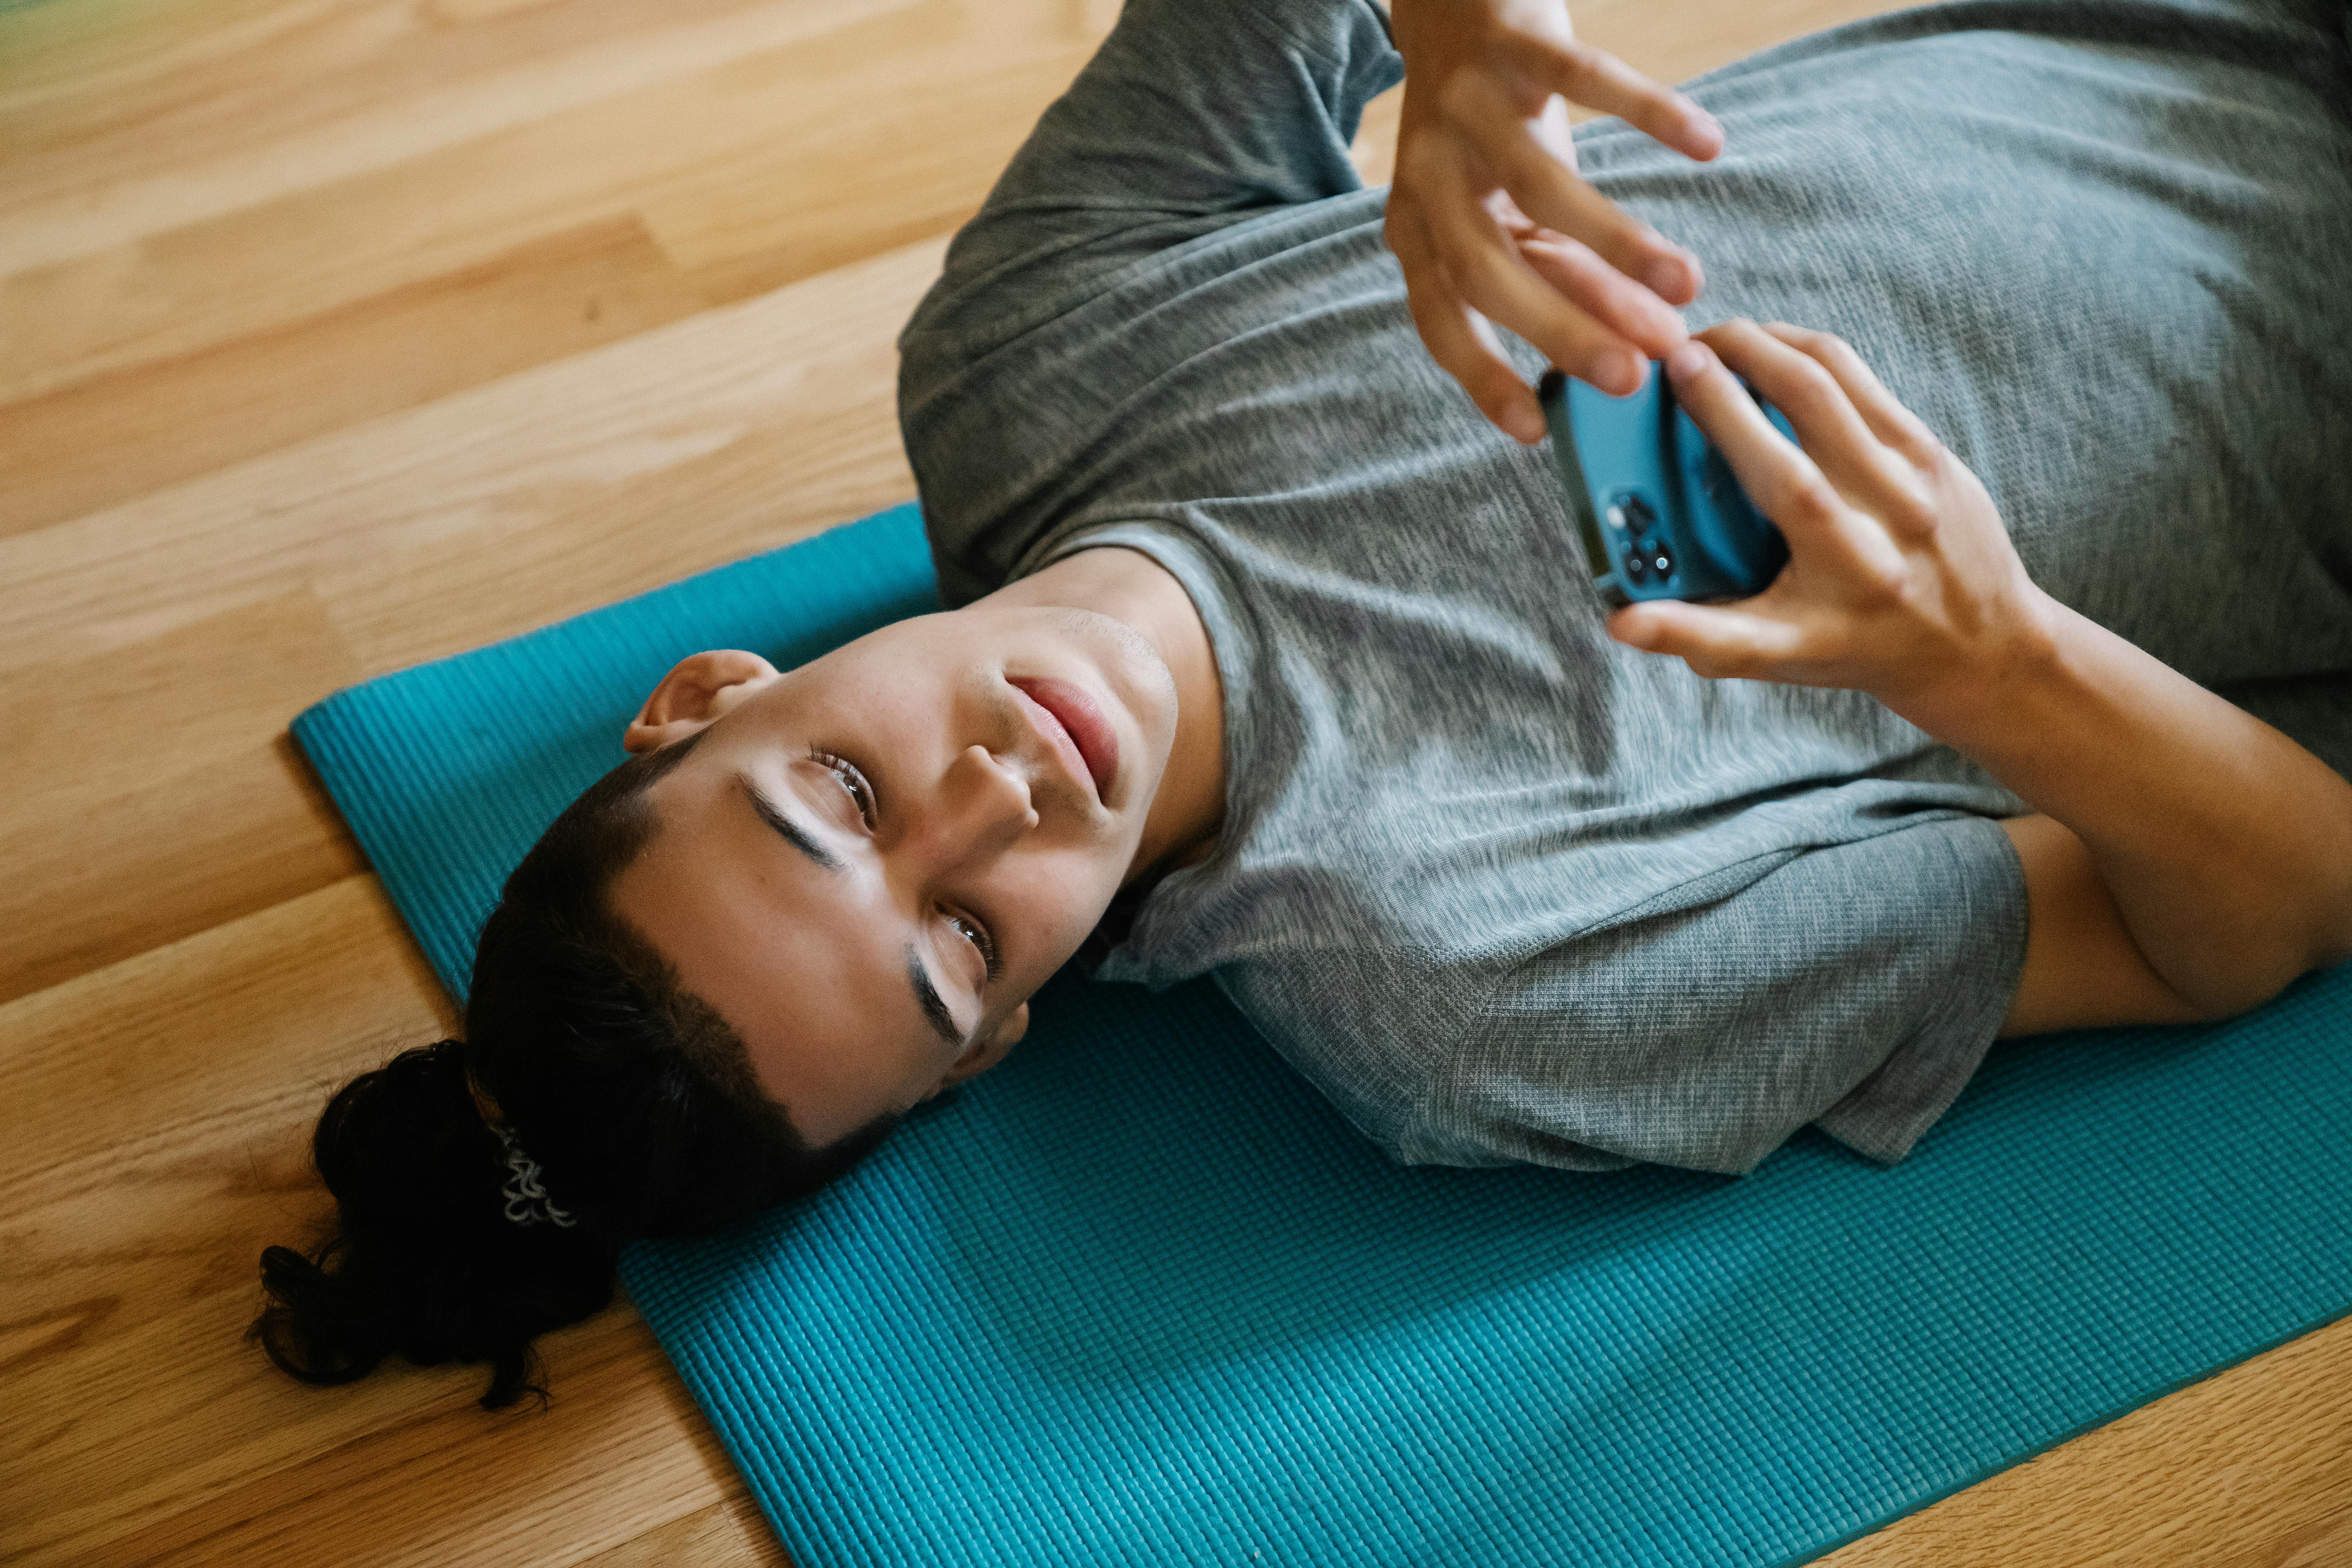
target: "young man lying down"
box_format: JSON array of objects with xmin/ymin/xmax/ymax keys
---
[{"xmin": 258, "ymin": 0, "xmax": 2352, "ymax": 1405}]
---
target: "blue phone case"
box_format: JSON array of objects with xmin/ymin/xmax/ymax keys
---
[{"xmin": 1537, "ymin": 365, "xmax": 1796, "ymax": 608}]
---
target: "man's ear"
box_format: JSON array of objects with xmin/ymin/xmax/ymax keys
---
[
  {"xmin": 622, "ymin": 650, "xmax": 783, "ymax": 754},
  {"xmin": 936, "ymin": 1002, "xmax": 1029, "ymax": 1093}
]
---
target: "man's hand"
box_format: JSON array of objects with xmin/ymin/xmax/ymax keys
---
[
  {"xmin": 1607, "ymin": 320, "xmax": 2055, "ymax": 724},
  {"xmin": 1385, "ymin": 0, "xmax": 1724, "ymax": 444},
  {"xmin": 1618, "ymin": 319, "xmax": 2352, "ymax": 1033}
]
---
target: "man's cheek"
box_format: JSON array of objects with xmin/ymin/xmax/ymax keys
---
[{"xmin": 1033, "ymin": 864, "xmax": 1120, "ymax": 958}]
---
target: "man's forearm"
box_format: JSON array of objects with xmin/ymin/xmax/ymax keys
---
[
  {"xmin": 1616, "ymin": 326, "xmax": 2350, "ymax": 1022},
  {"xmin": 1900, "ymin": 591, "xmax": 2352, "ymax": 1016}
]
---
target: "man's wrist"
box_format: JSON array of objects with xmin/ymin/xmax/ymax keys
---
[{"xmin": 1877, "ymin": 582, "xmax": 2069, "ymax": 749}]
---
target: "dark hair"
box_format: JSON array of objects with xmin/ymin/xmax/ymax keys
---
[{"xmin": 253, "ymin": 727, "xmax": 899, "ymax": 1408}]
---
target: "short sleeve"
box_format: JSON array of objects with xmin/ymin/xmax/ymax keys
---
[
  {"xmin": 1411, "ymin": 815, "xmax": 2030, "ymax": 1176},
  {"xmin": 898, "ymin": 0, "xmax": 1401, "ymax": 364}
]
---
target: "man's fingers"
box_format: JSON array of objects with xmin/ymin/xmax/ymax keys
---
[
  {"xmin": 1514, "ymin": 232, "xmax": 1688, "ymax": 362},
  {"xmin": 1609, "ymin": 598, "xmax": 1808, "ymax": 680},
  {"xmin": 1409, "ymin": 141, "xmax": 1649, "ymax": 394},
  {"xmin": 1505, "ymin": 30, "xmax": 1724, "ymax": 165},
  {"xmin": 1666, "ymin": 335, "xmax": 1915, "ymax": 595},
  {"xmin": 1655, "ymin": 337, "xmax": 1836, "ymax": 534},
  {"xmin": 1693, "ymin": 320, "xmax": 1931, "ymax": 528},
  {"xmin": 1387, "ymin": 197, "xmax": 1546, "ymax": 442},
  {"xmin": 1759, "ymin": 322, "xmax": 1943, "ymax": 466},
  {"xmin": 1443, "ymin": 70, "xmax": 1702, "ymax": 316}
]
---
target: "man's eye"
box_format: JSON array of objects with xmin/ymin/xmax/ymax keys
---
[
  {"xmin": 947, "ymin": 912, "xmax": 1003, "ymax": 982},
  {"xmin": 808, "ymin": 747, "xmax": 875, "ymax": 825}
]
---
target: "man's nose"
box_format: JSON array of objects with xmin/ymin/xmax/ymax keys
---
[{"xmin": 914, "ymin": 744, "xmax": 1038, "ymax": 867}]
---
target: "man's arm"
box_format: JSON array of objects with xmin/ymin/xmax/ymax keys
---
[
  {"xmin": 1616, "ymin": 320, "xmax": 2352, "ymax": 1034},
  {"xmin": 909, "ymin": 0, "xmax": 1715, "ymax": 381},
  {"xmin": 901, "ymin": 0, "xmax": 1405, "ymax": 372},
  {"xmin": 1978, "ymin": 621, "xmax": 2352, "ymax": 1032},
  {"xmin": 1998, "ymin": 816, "xmax": 2210, "ymax": 1035}
]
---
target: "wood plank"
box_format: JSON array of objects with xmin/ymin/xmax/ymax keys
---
[
  {"xmin": 0, "ymin": 0, "xmax": 922, "ymax": 264},
  {"xmin": 0, "ymin": 214, "xmax": 707, "ymax": 537},
  {"xmin": 0, "ymin": 234, "xmax": 936, "ymax": 665},
  {"xmin": 66, "ymin": 1313, "xmax": 742, "ymax": 1568},
  {"xmin": 637, "ymin": 45, "xmax": 1090, "ymax": 305},
  {"xmin": 0, "ymin": 593, "xmax": 364, "ymax": 1004},
  {"xmin": 0, "ymin": 0, "xmax": 1103, "ymax": 405},
  {"xmin": 579, "ymin": 1491, "xmax": 795, "ymax": 1568},
  {"xmin": 0, "ymin": 237, "xmax": 935, "ymax": 1002}
]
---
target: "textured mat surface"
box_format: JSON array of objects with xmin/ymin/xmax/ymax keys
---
[{"xmin": 294, "ymin": 503, "xmax": 2352, "ymax": 1568}]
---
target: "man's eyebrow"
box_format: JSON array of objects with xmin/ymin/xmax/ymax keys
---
[
  {"xmin": 734, "ymin": 769, "xmax": 960, "ymax": 1047},
  {"xmin": 906, "ymin": 947, "xmax": 966, "ymax": 1049},
  {"xmin": 735, "ymin": 771, "xmax": 842, "ymax": 873}
]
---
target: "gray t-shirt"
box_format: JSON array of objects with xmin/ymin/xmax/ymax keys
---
[{"xmin": 898, "ymin": 0, "xmax": 2352, "ymax": 1174}]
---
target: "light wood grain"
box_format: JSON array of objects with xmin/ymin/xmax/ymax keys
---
[
  {"xmin": 1, "ymin": 214, "xmax": 709, "ymax": 536},
  {"xmin": 0, "ymin": 0, "xmax": 1099, "ymax": 406},
  {"xmin": 579, "ymin": 1491, "xmax": 795, "ymax": 1568},
  {"xmin": 4, "ymin": 0, "xmax": 2345, "ymax": 1561},
  {"xmin": 0, "ymin": 234, "xmax": 936, "ymax": 1003}
]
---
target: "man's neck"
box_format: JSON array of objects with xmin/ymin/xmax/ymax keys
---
[{"xmin": 988, "ymin": 545, "xmax": 1225, "ymax": 883}]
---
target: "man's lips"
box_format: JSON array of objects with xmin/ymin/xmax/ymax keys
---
[{"xmin": 1007, "ymin": 676, "xmax": 1118, "ymax": 805}]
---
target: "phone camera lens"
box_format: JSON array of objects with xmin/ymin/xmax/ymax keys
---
[
  {"xmin": 1652, "ymin": 544, "xmax": 1674, "ymax": 577},
  {"xmin": 1623, "ymin": 549, "xmax": 1650, "ymax": 584},
  {"xmin": 1614, "ymin": 494, "xmax": 1657, "ymax": 534}
]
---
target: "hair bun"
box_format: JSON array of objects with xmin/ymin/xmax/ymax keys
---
[
  {"xmin": 253, "ymin": 1042, "xmax": 616, "ymax": 1408},
  {"xmin": 315, "ymin": 1040, "xmax": 487, "ymax": 1227}
]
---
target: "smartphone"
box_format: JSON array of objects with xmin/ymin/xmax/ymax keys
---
[{"xmin": 1537, "ymin": 364, "xmax": 1796, "ymax": 609}]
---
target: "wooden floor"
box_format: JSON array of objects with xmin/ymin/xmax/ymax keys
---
[{"xmin": 4, "ymin": 0, "xmax": 2348, "ymax": 1560}]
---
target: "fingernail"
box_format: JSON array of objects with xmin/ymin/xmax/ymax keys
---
[
  {"xmin": 1641, "ymin": 255, "xmax": 1688, "ymax": 298},
  {"xmin": 1507, "ymin": 402, "xmax": 1546, "ymax": 444},
  {"xmin": 1667, "ymin": 341, "xmax": 1710, "ymax": 380}
]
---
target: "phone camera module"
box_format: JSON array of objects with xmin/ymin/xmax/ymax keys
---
[{"xmin": 1608, "ymin": 493, "xmax": 1657, "ymax": 536}]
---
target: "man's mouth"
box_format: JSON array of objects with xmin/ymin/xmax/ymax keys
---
[{"xmin": 1007, "ymin": 676, "xmax": 1119, "ymax": 805}]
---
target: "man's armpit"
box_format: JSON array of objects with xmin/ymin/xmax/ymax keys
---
[{"xmin": 1998, "ymin": 813, "xmax": 2206, "ymax": 1037}]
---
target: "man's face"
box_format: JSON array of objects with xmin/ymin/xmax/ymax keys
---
[{"xmin": 606, "ymin": 600, "xmax": 1182, "ymax": 1147}]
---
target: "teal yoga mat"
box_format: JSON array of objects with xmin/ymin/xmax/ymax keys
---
[{"xmin": 294, "ymin": 501, "xmax": 2352, "ymax": 1567}]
